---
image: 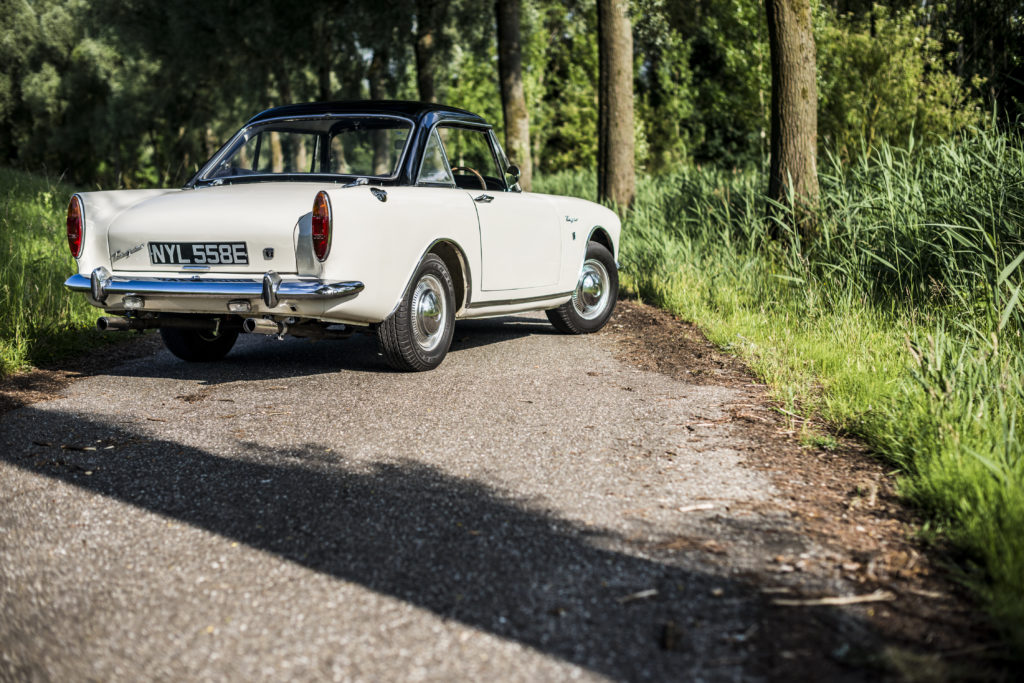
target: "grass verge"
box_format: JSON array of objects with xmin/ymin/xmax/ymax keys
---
[
  {"xmin": 537, "ymin": 127, "xmax": 1024, "ymax": 654},
  {"xmin": 0, "ymin": 166, "xmax": 132, "ymax": 377}
]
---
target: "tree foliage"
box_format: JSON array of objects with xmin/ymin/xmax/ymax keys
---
[
  {"xmin": 817, "ymin": 4, "xmax": 984, "ymax": 161},
  {"xmin": 0, "ymin": 0, "xmax": 1011, "ymax": 188}
]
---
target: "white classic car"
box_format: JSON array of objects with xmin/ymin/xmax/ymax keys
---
[{"xmin": 65, "ymin": 101, "xmax": 620, "ymax": 370}]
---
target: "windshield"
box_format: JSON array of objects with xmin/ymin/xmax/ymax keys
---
[{"xmin": 199, "ymin": 116, "xmax": 412, "ymax": 183}]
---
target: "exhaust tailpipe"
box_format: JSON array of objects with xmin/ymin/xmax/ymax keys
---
[
  {"xmin": 97, "ymin": 316, "xmax": 230, "ymax": 333},
  {"xmin": 97, "ymin": 316, "xmax": 157, "ymax": 332},
  {"xmin": 242, "ymin": 318, "xmax": 288, "ymax": 336}
]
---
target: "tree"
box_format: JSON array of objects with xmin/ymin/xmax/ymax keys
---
[
  {"xmin": 597, "ymin": 0, "xmax": 635, "ymax": 209},
  {"xmin": 526, "ymin": 0, "xmax": 599, "ymax": 175},
  {"xmin": 414, "ymin": 0, "xmax": 448, "ymax": 103},
  {"xmin": 495, "ymin": 0, "xmax": 532, "ymax": 190},
  {"xmin": 765, "ymin": 0, "xmax": 819, "ymax": 235},
  {"xmin": 816, "ymin": 5, "xmax": 981, "ymax": 162}
]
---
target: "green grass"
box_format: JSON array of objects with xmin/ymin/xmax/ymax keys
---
[
  {"xmin": 0, "ymin": 166, "xmax": 128, "ymax": 376},
  {"xmin": 537, "ymin": 127, "xmax": 1024, "ymax": 653}
]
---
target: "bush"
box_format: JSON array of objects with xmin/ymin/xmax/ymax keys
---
[{"xmin": 816, "ymin": 5, "xmax": 984, "ymax": 161}]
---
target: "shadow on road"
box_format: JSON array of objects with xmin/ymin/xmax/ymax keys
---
[
  {"xmin": 0, "ymin": 406, "xmax": 886, "ymax": 681},
  {"xmin": 448, "ymin": 315, "xmax": 560, "ymax": 351},
  {"xmin": 98, "ymin": 315, "xmax": 558, "ymax": 385}
]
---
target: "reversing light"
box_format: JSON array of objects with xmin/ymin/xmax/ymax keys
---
[
  {"xmin": 312, "ymin": 191, "xmax": 332, "ymax": 262},
  {"xmin": 67, "ymin": 195, "xmax": 84, "ymax": 258}
]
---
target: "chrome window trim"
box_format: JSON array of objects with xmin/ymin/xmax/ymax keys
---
[
  {"xmin": 486, "ymin": 130, "xmax": 517, "ymax": 192},
  {"xmin": 417, "ymin": 120, "xmax": 505, "ymax": 192},
  {"xmin": 191, "ymin": 113, "xmax": 416, "ymax": 187}
]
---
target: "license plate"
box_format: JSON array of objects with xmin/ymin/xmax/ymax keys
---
[{"xmin": 149, "ymin": 242, "xmax": 248, "ymax": 266}]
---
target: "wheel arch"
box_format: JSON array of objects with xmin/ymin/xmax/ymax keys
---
[
  {"xmin": 587, "ymin": 226, "xmax": 615, "ymax": 259},
  {"xmin": 427, "ymin": 239, "xmax": 471, "ymax": 313},
  {"xmin": 383, "ymin": 238, "xmax": 471, "ymax": 320}
]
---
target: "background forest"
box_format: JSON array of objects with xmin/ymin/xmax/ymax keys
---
[
  {"xmin": 0, "ymin": 0, "xmax": 1020, "ymax": 188},
  {"xmin": 3, "ymin": 0, "xmax": 1024, "ymax": 660}
]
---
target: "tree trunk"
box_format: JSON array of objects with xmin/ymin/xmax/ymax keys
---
[
  {"xmin": 597, "ymin": 0, "xmax": 635, "ymax": 210},
  {"xmin": 270, "ymin": 131, "xmax": 284, "ymax": 173},
  {"xmin": 316, "ymin": 16, "xmax": 332, "ymax": 101},
  {"xmin": 495, "ymin": 0, "xmax": 533, "ymax": 191},
  {"xmin": 369, "ymin": 49, "xmax": 391, "ymax": 175},
  {"xmin": 766, "ymin": 0, "xmax": 819, "ymax": 237},
  {"xmin": 318, "ymin": 63, "xmax": 332, "ymax": 102},
  {"xmin": 414, "ymin": 0, "xmax": 447, "ymax": 103}
]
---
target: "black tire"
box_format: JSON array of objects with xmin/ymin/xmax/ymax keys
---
[
  {"xmin": 160, "ymin": 326, "xmax": 239, "ymax": 362},
  {"xmin": 377, "ymin": 254, "xmax": 456, "ymax": 371},
  {"xmin": 546, "ymin": 241, "xmax": 618, "ymax": 334}
]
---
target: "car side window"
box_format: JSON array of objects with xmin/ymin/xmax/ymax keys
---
[
  {"xmin": 436, "ymin": 126, "xmax": 505, "ymax": 191},
  {"xmin": 416, "ymin": 129, "xmax": 455, "ymax": 186}
]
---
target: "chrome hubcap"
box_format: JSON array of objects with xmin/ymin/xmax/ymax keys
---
[
  {"xmin": 418, "ymin": 291, "xmax": 441, "ymax": 335},
  {"xmin": 573, "ymin": 259, "xmax": 610, "ymax": 320},
  {"xmin": 411, "ymin": 274, "xmax": 447, "ymax": 351}
]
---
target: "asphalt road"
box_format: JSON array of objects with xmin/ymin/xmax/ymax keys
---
[{"xmin": 0, "ymin": 312, "xmax": 916, "ymax": 680}]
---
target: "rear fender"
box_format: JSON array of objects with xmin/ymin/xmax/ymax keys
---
[
  {"xmin": 74, "ymin": 189, "xmax": 181, "ymax": 274},
  {"xmin": 317, "ymin": 185, "xmax": 480, "ymax": 323}
]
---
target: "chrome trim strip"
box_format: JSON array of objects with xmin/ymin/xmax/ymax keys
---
[
  {"xmin": 65, "ymin": 272, "xmax": 364, "ymax": 302},
  {"xmin": 454, "ymin": 245, "xmax": 471, "ymax": 310},
  {"xmin": 465, "ymin": 290, "xmax": 573, "ymax": 310},
  {"xmin": 585, "ymin": 225, "xmax": 617, "ymax": 264},
  {"xmin": 434, "ymin": 117, "xmax": 493, "ymax": 131}
]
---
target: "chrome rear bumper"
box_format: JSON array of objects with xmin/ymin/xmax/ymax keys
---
[{"xmin": 65, "ymin": 268, "xmax": 364, "ymax": 309}]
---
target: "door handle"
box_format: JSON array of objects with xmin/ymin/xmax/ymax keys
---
[{"xmin": 474, "ymin": 194, "xmax": 494, "ymax": 203}]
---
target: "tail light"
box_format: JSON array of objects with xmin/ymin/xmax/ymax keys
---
[
  {"xmin": 312, "ymin": 191, "xmax": 332, "ymax": 262},
  {"xmin": 67, "ymin": 195, "xmax": 84, "ymax": 258}
]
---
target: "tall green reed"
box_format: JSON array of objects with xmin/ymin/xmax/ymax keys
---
[
  {"xmin": 536, "ymin": 125, "xmax": 1024, "ymax": 650},
  {"xmin": 0, "ymin": 167, "xmax": 100, "ymax": 374}
]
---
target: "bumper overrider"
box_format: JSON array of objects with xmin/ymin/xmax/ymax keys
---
[{"xmin": 65, "ymin": 267, "xmax": 364, "ymax": 309}]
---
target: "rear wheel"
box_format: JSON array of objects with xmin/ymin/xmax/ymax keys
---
[
  {"xmin": 377, "ymin": 254, "xmax": 455, "ymax": 371},
  {"xmin": 160, "ymin": 326, "xmax": 239, "ymax": 362},
  {"xmin": 546, "ymin": 241, "xmax": 618, "ymax": 334}
]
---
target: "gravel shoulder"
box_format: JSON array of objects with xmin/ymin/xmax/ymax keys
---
[{"xmin": 0, "ymin": 302, "xmax": 1006, "ymax": 681}]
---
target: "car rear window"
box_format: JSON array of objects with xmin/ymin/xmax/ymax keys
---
[{"xmin": 202, "ymin": 116, "xmax": 412, "ymax": 182}]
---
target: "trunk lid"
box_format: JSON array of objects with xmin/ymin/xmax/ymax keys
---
[{"xmin": 106, "ymin": 182, "xmax": 330, "ymax": 274}]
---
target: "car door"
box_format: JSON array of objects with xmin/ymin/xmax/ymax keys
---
[{"xmin": 436, "ymin": 125, "xmax": 561, "ymax": 292}]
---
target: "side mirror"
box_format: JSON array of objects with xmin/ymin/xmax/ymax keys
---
[{"xmin": 505, "ymin": 164, "xmax": 521, "ymax": 191}]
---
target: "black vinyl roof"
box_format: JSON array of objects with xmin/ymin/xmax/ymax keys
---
[{"xmin": 247, "ymin": 100, "xmax": 488, "ymax": 128}]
